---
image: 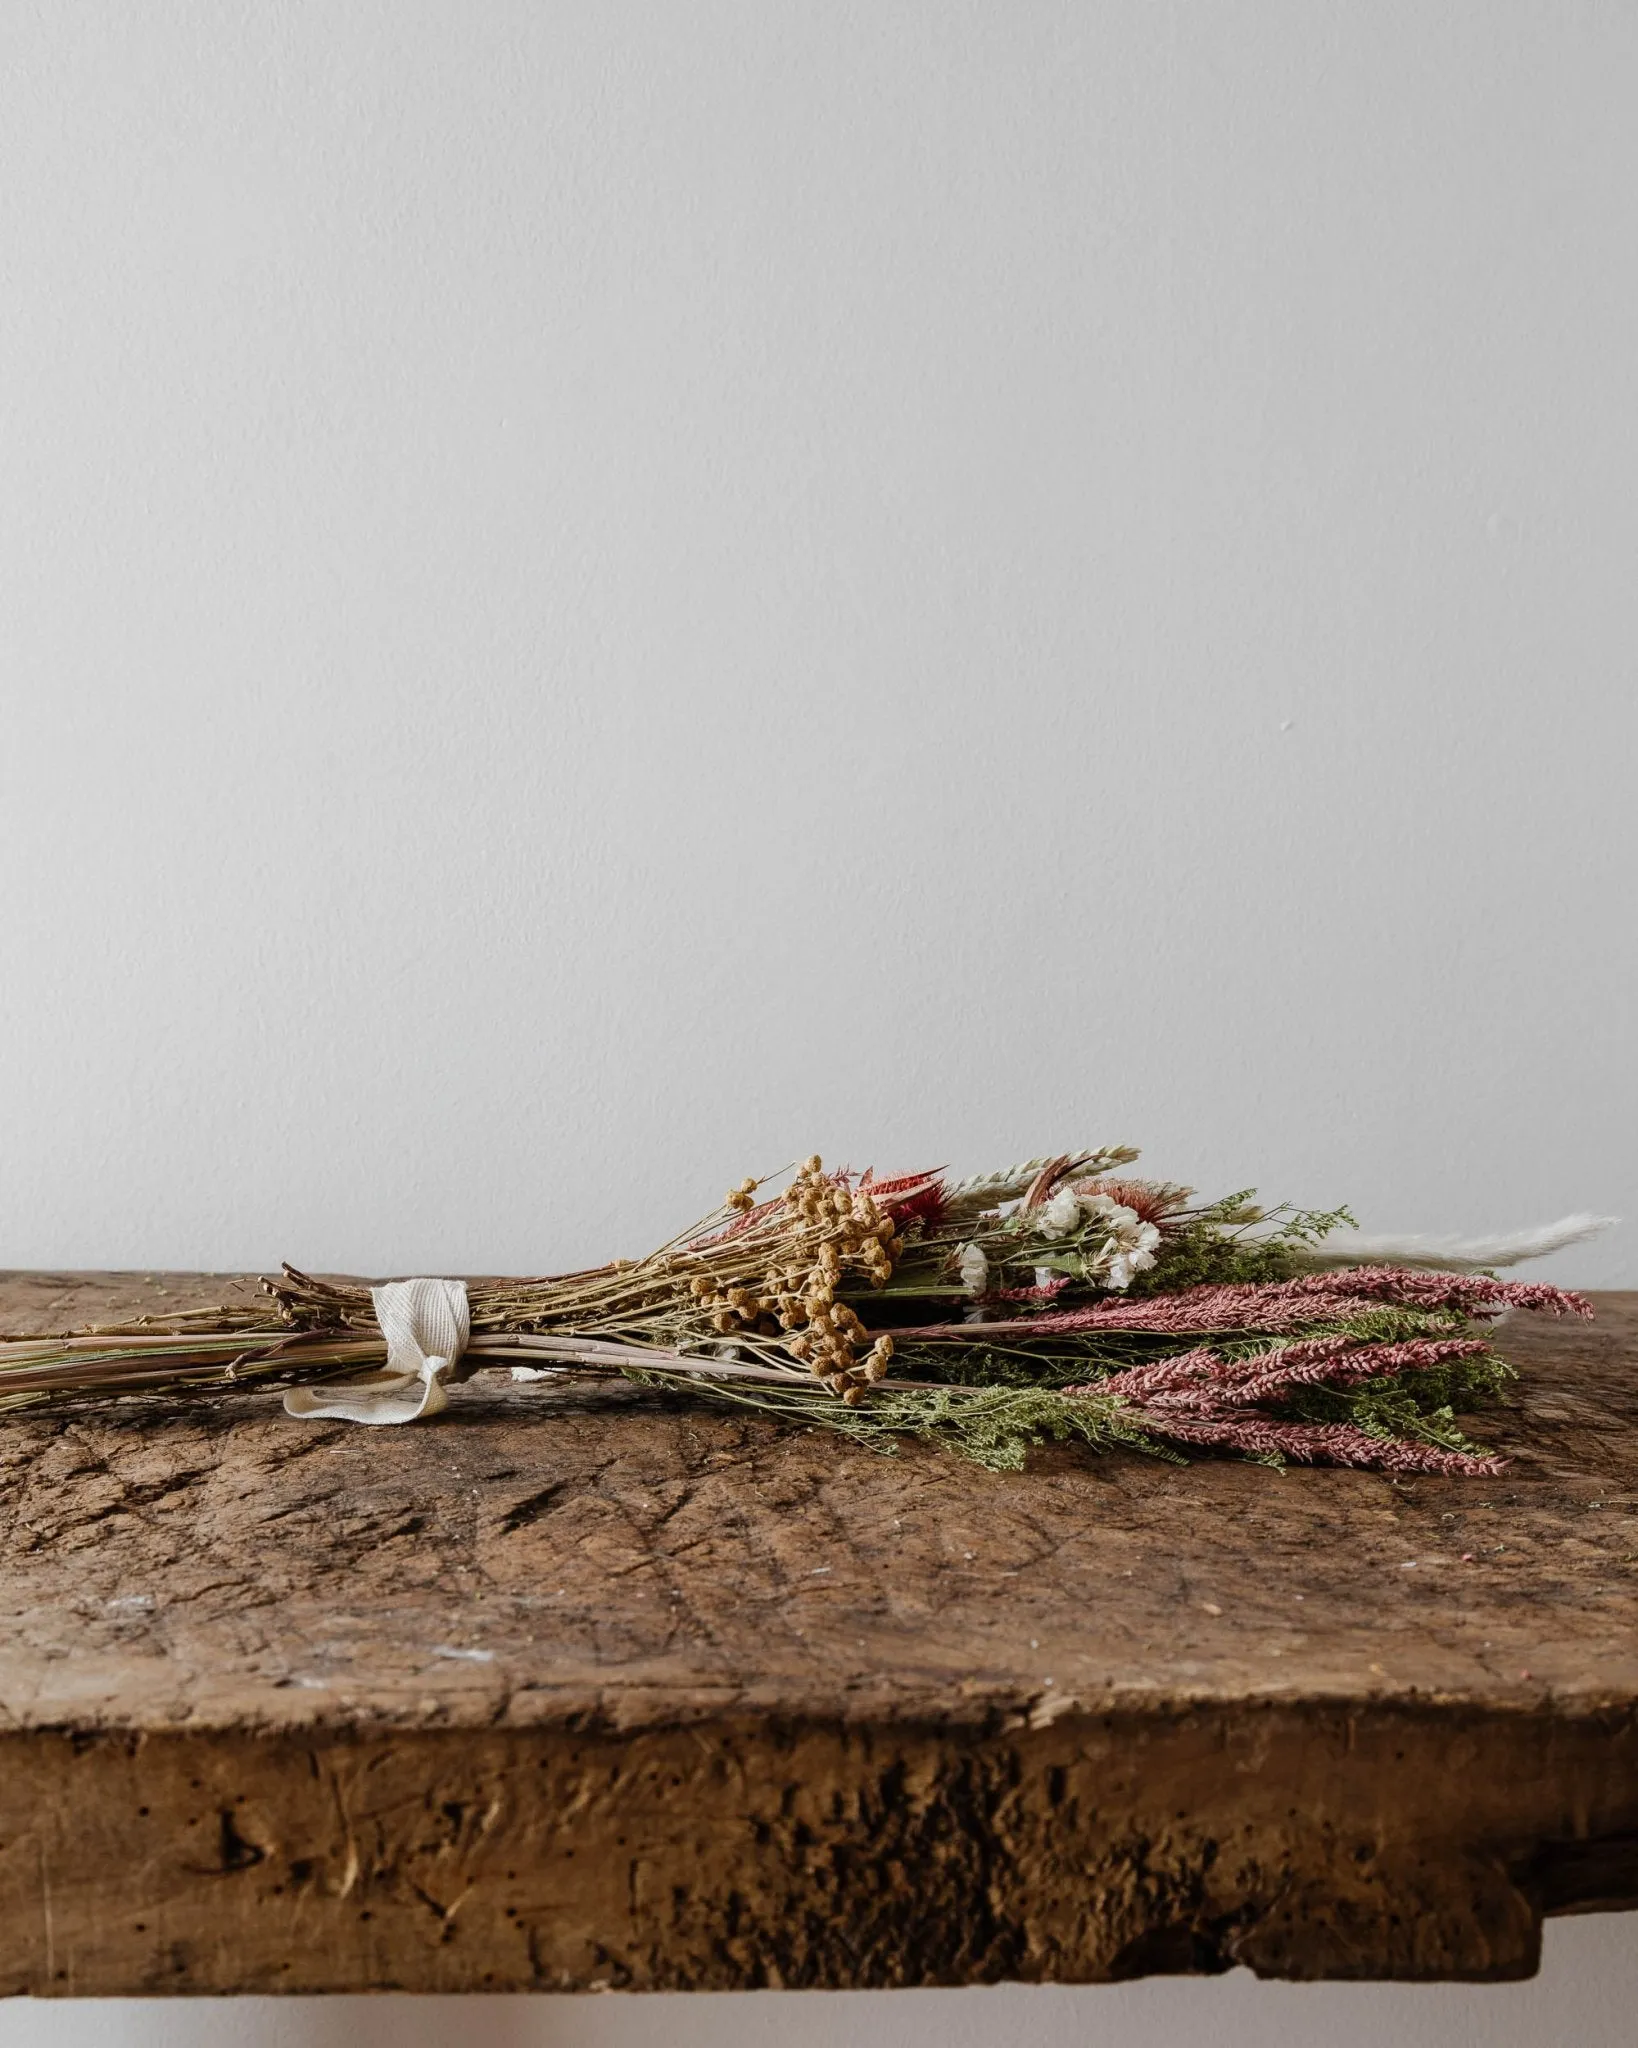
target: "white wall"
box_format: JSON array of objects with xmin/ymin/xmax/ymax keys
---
[{"xmin": 2, "ymin": 2, "xmax": 1634, "ymax": 2040}]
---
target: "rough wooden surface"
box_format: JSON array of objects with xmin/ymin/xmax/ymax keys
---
[{"xmin": 0, "ymin": 1272, "xmax": 1635, "ymax": 1995}]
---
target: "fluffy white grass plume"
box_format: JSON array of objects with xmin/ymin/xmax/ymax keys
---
[{"xmin": 1293, "ymin": 1213, "xmax": 1617, "ymax": 1272}]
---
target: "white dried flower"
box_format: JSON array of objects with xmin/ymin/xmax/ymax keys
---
[
  {"xmin": 1037, "ymin": 1189, "xmax": 1084, "ymax": 1241},
  {"xmin": 1104, "ymin": 1219, "xmax": 1162, "ymax": 1291},
  {"xmin": 958, "ymin": 1242, "xmax": 990, "ymax": 1296}
]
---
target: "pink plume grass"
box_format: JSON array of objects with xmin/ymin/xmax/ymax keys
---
[
  {"xmin": 982, "ymin": 1277, "xmax": 1074, "ymax": 1305},
  {"xmin": 1125, "ymin": 1413, "xmax": 1507, "ymax": 1477},
  {"xmin": 1061, "ymin": 1346, "xmax": 1229, "ymax": 1402},
  {"xmin": 1260, "ymin": 1268, "xmax": 1591, "ymax": 1318},
  {"xmin": 1062, "ymin": 1334, "xmax": 1506, "ymax": 1469},
  {"xmin": 897, "ymin": 1268, "xmax": 1589, "ymax": 1342},
  {"xmin": 1220, "ymin": 1335, "xmax": 1491, "ymax": 1406},
  {"xmin": 1066, "ymin": 1335, "xmax": 1491, "ymax": 1412}
]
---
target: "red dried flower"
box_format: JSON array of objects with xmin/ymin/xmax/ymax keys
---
[{"xmin": 859, "ymin": 1169, "xmax": 948, "ymax": 1235}]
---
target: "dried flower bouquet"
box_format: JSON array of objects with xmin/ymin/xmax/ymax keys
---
[{"xmin": 0, "ymin": 1151, "xmax": 1607, "ymax": 1474}]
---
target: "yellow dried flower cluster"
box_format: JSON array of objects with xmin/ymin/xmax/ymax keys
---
[{"xmin": 691, "ymin": 1156, "xmax": 897, "ymax": 1404}]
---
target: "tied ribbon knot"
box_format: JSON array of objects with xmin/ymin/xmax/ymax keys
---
[{"xmin": 283, "ymin": 1278, "xmax": 471, "ymax": 1425}]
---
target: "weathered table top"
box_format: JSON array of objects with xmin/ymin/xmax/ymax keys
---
[{"xmin": 1, "ymin": 1274, "xmax": 1634, "ymax": 1995}]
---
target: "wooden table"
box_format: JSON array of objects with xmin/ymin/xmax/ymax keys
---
[{"xmin": 0, "ymin": 1273, "xmax": 1634, "ymax": 1996}]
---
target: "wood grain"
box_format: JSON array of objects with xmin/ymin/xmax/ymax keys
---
[{"xmin": 0, "ymin": 1272, "xmax": 1634, "ymax": 1992}]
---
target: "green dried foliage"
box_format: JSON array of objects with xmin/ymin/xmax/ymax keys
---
[
  {"xmin": 1123, "ymin": 1202, "xmax": 1358, "ymax": 1298},
  {"xmin": 630, "ymin": 1372, "xmax": 1170, "ymax": 1472}
]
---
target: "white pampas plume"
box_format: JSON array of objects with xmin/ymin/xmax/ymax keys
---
[{"xmin": 1291, "ymin": 1213, "xmax": 1617, "ymax": 1272}]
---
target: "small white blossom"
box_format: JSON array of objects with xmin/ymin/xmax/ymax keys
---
[
  {"xmin": 1104, "ymin": 1219, "xmax": 1162, "ymax": 1290},
  {"xmin": 1104, "ymin": 1251, "xmax": 1149, "ymax": 1290},
  {"xmin": 1037, "ymin": 1189, "xmax": 1084, "ymax": 1240},
  {"xmin": 958, "ymin": 1242, "xmax": 990, "ymax": 1296}
]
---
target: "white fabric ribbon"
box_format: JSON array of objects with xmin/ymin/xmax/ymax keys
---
[{"xmin": 283, "ymin": 1278, "xmax": 471, "ymax": 1426}]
